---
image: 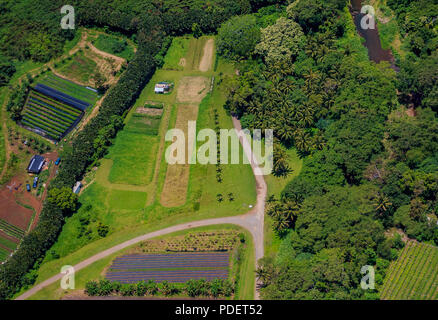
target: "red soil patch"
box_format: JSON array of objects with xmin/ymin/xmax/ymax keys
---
[
  {"xmin": 0, "ymin": 186, "xmax": 33, "ymax": 230},
  {"xmin": 0, "ymin": 151, "xmax": 59, "ymax": 232}
]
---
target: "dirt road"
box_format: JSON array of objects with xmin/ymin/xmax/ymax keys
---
[{"xmin": 16, "ymin": 117, "xmax": 267, "ymax": 301}]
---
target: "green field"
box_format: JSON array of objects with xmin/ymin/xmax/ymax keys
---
[
  {"xmin": 106, "ymin": 131, "xmax": 159, "ymax": 185},
  {"xmin": 57, "ymin": 52, "xmax": 98, "ymax": 84},
  {"xmin": 380, "ymin": 241, "xmax": 438, "ymax": 300},
  {"xmin": 93, "ymin": 34, "xmax": 135, "ymax": 61},
  {"xmin": 0, "ymin": 237, "xmax": 17, "ymax": 251},
  {"xmin": 36, "ymin": 73, "xmax": 98, "ymax": 105},
  {"xmin": 0, "ymin": 247, "xmax": 10, "ymax": 261},
  {"xmin": 163, "ymin": 37, "xmax": 191, "ymax": 71}
]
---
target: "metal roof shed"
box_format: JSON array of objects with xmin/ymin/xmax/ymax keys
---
[{"xmin": 27, "ymin": 155, "xmax": 45, "ymax": 174}]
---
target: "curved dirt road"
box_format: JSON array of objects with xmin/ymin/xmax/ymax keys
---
[{"xmin": 16, "ymin": 117, "xmax": 266, "ymax": 300}]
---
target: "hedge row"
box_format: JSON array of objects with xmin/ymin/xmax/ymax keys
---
[{"xmin": 85, "ymin": 278, "xmax": 234, "ymax": 298}]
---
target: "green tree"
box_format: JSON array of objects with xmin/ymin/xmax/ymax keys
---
[
  {"xmin": 47, "ymin": 187, "xmax": 78, "ymax": 213},
  {"xmin": 217, "ymin": 15, "xmax": 260, "ymax": 60},
  {"xmin": 255, "ymin": 17, "xmax": 305, "ymax": 65}
]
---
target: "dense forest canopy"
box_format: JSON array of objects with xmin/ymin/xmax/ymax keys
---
[{"xmin": 215, "ymin": 0, "xmax": 437, "ymax": 299}]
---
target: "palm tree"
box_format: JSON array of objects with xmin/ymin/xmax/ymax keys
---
[{"xmin": 373, "ymin": 192, "xmax": 392, "ymax": 216}]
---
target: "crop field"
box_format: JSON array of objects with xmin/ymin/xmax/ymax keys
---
[
  {"xmin": 57, "ymin": 51, "xmax": 98, "ymax": 84},
  {"xmin": 106, "ymin": 252, "xmax": 229, "ymax": 283},
  {"xmin": 20, "ymin": 74, "xmax": 97, "ymax": 141},
  {"xmin": 380, "ymin": 241, "xmax": 438, "ymax": 300},
  {"xmin": 21, "ymin": 89, "xmax": 84, "ymax": 140},
  {"xmin": 36, "ymin": 73, "xmax": 98, "ymax": 105},
  {"xmin": 160, "ymin": 104, "xmax": 199, "ymax": 207},
  {"xmin": 0, "ymin": 218, "xmax": 26, "ymax": 262}
]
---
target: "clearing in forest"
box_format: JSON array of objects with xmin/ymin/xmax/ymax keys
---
[{"xmin": 380, "ymin": 241, "xmax": 438, "ymax": 300}]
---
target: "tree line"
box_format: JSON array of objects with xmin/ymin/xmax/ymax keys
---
[{"xmin": 85, "ymin": 278, "xmax": 234, "ymax": 298}]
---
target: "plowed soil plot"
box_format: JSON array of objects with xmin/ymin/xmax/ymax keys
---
[
  {"xmin": 0, "ymin": 188, "xmax": 33, "ymax": 230},
  {"xmin": 106, "ymin": 252, "xmax": 230, "ymax": 283}
]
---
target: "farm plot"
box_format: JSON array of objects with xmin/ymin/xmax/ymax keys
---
[
  {"xmin": 160, "ymin": 104, "xmax": 199, "ymax": 207},
  {"xmin": 21, "ymin": 89, "xmax": 83, "ymax": 141},
  {"xmin": 57, "ymin": 52, "xmax": 98, "ymax": 85},
  {"xmin": 37, "ymin": 73, "xmax": 98, "ymax": 105},
  {"xmin": 106, "ymin": 252, "xmax": 230, "ymax": 283},
  {"xmin": 106, "ymin": 132, "xmax": 158, "ymax": 186},
  {"xmin": 125, "ymin": 106, "xmax": 163, "ymax": 136},
  {"xmin": 380, "ymin": 241, "xmax": 438, "ymax": 300}
]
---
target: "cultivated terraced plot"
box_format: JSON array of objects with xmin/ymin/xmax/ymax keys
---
[
  {"xmin": 106, "ymin": 252, "xmax": 230, "ymax": 283},
  {"xmin": 380, "ymin": 241, "xmax": 438, "ymax": 300}
]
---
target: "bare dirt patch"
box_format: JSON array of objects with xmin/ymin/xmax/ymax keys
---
[
  {"xmin": 135, "ymin": 107, "xmax": 163, "ymax": 116},
  {"xmin": 199, "ymin": 39, "xmax": 214, "ymax": 72},
  {"xmin": 160, "ymin": 104, "xmax": 199, "ymax": 207},
  {"xmin": 176, "ymin": 76, "xmax": 209, "ymax": 103},
  {"xmin": 0, "ymin": 187, "xmax": 33, "ymax": 230}
]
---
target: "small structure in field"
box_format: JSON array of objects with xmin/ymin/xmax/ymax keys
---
[
  {"xmin": 27, "ymin": 155, "xmax": 45, "ymax": 174},
  {"xmin": 73, "ymin": 181, "xmax": 82, "ymax": 194},
  {"xmin": 154, "ymin": 82, "xmax": 171, "ymax": 94}
]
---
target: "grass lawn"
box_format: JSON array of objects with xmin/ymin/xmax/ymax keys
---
[
  {"xmin": 28, "ymin": 225, "xmax": 254, "ymax": 300},
  {"xmin": 106, "ymin": 131, "xmax": 158, "ymax": 186},
  {"xmin": 19, "ymin": 37, "xmax": 257, "ymax": 300},
  {"xmin": 108, "ymin": 189, "xmax": 147, "ymax": 211},
  {"xmin": 163, "ymin": 37, "xmax": 191, "ymax": 71}
]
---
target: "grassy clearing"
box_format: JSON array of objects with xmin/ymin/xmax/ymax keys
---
[
  {"xmin": 380, "ymin": 241, "xmax": 438, "ymax": 300},
  {"xmin": 22, "ymin": 37, "xmax": 257, "ymax": 299},
  {"xmin": 92, "ymin": 34, "xmax": 135, "ymax": 61},
  {"xmin": 28, "ymin": 225, "xmax": 254, "ymax": 300},
  {"xmin": 106, "ymin": 131, "xmax": 158, "ymax": 186},
  {"xmin": 163, "ymin": 37, "xmax": 190, "ymax": 71},
  {"xmin": 184, "ymin": 37, "xmax": 211, "ymax": 72}
]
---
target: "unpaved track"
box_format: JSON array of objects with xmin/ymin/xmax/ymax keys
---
[
  {"xmin": 199, "ymin": 39, "xmax": 214, "ymax": 72},
  {"xmin": 16, "ymin": 117, "xmax": 266, "ymax": 300}
]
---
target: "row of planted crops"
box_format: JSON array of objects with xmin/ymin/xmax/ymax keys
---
[
  {"xmin": 21, "ymin": 88, "xmax": 84, "ymax": 140},
  {"xmin": 380, "ymin": 241, "xmax": 438, "ymax": 300}
]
